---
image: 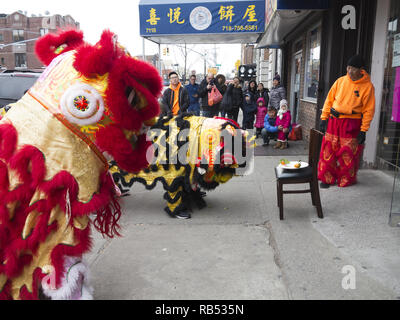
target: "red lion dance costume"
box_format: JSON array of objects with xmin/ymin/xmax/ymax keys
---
[{"xmin": 0, "ymin": 29, "xmax": 162, "ymax": 299}]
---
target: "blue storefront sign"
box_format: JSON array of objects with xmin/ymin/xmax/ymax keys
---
[{"xmin": 139, "ymin": 0, "xmax": 265, "ymax": 36}]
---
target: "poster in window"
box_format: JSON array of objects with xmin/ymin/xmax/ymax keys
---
[
  {"xmin": 392, "ymin": 33, "xmax": 400, "ymax": 68},
  {"xmin": 392, "ymin": 67, "xmax": 400, "ymax": 122}
]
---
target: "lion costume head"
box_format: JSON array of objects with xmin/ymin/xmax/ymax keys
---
[{"xmin": 33, "ymin": 29, "xmax": 162, "ymax": 172}]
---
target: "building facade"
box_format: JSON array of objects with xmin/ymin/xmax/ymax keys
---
[
  {"xmin": 0, "ymin": 11, "xmax": 79, "ymax": 71},
  {"xmin": 257, "ymin": 0, "xmax": 400, "ymax": 224},
  {"xmin": 257, "ymin": 0, "xmax": 376, "ymax": 140}
]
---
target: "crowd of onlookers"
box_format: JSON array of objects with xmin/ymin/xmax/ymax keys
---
[{"xmin": 160, "ymin": 71, "xmax": 291, "ymax": 149}]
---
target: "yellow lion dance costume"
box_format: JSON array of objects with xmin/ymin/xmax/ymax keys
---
[{"xmin": 110, "ymin": 113, "xmax": 252, "ymax": 219}]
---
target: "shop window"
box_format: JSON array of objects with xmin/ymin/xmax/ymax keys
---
[
  {"xmin": 294, "ymin": 40, "xmax": 302, "ymax": 53},
  {"xmin": 15, "ymin": 53, "xmax": 26, "ymax": 68},
  {"xmin": 378, "ymin": 0, "xmax": 400, "ymax": 170},
  {"xmin": 304, "ymin": 25, "xmax": 321, "ymax": 101},
  {"xmin": 40, "ymin": 28, "xmax": 49, "ymax": 36},
  {"xmin": 12, "ymin": 30, "xmax": 24, "ymax": 42},
  {"xmin": 0, "ymin": 33, "xmax": 3, "ymax": 42}
]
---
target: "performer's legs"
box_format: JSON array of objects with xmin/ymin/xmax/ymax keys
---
[
  {"xmin": 41, "ymin": 256, "xmax": 93, "ymax": 300},
  {"xmin": 318, "ymin": 118, "xmax": 362, "ymax": 187},
  {"xmin": 164, "ymin": 186, "xmax": 191, "ymax": 219},
  {"xmin": 189, "ymin": 189, "xmax": 207, "ymax": 210},
  {"xmin": 335, "ymin": 119, "xmax": 363, "ymax": 187},
  {"xmin": 318, "ymin": 118, "xmax": 339, "ymax": 185}
]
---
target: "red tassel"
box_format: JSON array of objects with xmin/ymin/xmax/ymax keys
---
[
  {"xmin": 93, "ymin": 194, "xmax": 122, "ymax": 238},
  {"xmin": 92, "ymin": 173, "xmax": 122, "ymax": 238}
]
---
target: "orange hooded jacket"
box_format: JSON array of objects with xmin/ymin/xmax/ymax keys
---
[{"xmin": 321, "ymin": 70, "xmax": 375, "ymax": 132}]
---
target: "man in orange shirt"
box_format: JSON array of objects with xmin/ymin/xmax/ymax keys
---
[
  {"xmin": 160, "ymin": 71, "xmax": 189, "ymax": 116},
  {"xmin": 318, "ymin": 54, "xmax": 375, "ymax": 188}
]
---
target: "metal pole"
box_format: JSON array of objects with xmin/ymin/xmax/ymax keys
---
[
  {"xmin": 142, "ymin": 37, "xmax": 145, "ymax": 61},
  {"xmin": 158, "ymin": 43, "xmax": 161, "ymax": 75}
]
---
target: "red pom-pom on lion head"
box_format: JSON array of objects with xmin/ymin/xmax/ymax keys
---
[{"xmin": 34, "ymin": 29, "xmax": 162, "ymax": 173}]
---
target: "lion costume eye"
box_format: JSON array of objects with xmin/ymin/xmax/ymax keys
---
[{"xmin": 60, "ymin": 83, "xmax": 104, "ymax": 126}]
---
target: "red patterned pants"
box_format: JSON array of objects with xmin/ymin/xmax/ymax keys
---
[{"xmin": 317, "ymin": 117, "xmax": 363, "ymax": 187}]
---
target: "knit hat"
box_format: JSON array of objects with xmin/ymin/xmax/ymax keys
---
[
  {"xmin": 277, "ymin": 106, "xmax": 287, "ymax": 120},
  {"xmin": 347, "ymin": 54, "xmax": 366, "ymax": 69},
  {"xmin": 273, "ymin": 74, "xmax": 280, "ymax": 82},
  {"xmin": 279, "ymin": 99, "xmax": 288, "ymax": 108}
]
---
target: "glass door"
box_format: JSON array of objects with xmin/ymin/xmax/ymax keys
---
[
  {"xmin": 291, "ymin": 51, "xmax": 302, "ymax": 123},
  {"xmin": 378, "ymin": 0, "xmax": 400, "ymax": 226},
  {"xmin": 378, "ymin": 0, "xmax": 400, "ymax": 168}
]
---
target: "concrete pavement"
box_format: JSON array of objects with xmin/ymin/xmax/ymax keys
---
[{"xmin": 86, "ymin": 143, "xmax": 400, "ymax": 300}]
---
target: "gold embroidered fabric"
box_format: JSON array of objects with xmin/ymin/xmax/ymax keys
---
[{"xmin": 1, "ymin": 94, "xmax": 105, "ymax": 299}]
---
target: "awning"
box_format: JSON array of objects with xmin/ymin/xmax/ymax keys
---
[
  {"xmin": 139, "ymin": 0, "xmax": 265, "ymax": 44},
  {"xmin": 257, "ymin": 0, "xmax": 329, "ymax": 48}
]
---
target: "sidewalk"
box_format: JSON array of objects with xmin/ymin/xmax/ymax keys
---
[{"xmin": 86, "ymin": 148, "xmax": 400, "ymax": 300}]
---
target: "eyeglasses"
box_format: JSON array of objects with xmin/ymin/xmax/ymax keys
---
[{"xmin": 170, "ymin": 76, "xmax": 179, "ymax": 79}]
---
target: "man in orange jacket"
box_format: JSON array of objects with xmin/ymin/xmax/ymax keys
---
[
  {"xmin": 318, "ymin": 54, "xmax": 375, "ymax": 188},
  {"xmin": 160, "ymin": 71, "xmax": 189, "ymax": 116}
]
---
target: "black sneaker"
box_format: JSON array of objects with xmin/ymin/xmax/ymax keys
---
[
  {"xmin": 174, "ymin": 211, "xmax": 191, "ymax": 219},
  {"xmin": 320, "ymin": 182, "xmax": 330, "ymax": 189}
]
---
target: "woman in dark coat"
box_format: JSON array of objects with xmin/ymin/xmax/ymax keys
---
[
  {"xmin": 256, "ymin": 82, "xmax": 270, "ymax": 108},
  {"xmin": 223, "ymin": 76, "xmax": 243, "ymax": 123},
  {"xmin": 245, "ymin": 79, "xmax": 257, "ymax": 104}
]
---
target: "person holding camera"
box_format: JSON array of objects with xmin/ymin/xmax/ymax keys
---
[
  {"xmin": 222, "ymin": 76, "xmax": 243, "ymax": 123},
  {"xmin": 198, "ymin": 73, "xmax": 220, "ymax": 118},
  {"xmin": 318, "ymin": 54, "xmax": 375, "ymax": 188}
]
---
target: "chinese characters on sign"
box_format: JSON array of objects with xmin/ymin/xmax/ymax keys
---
[
  {"xmin": 140, "ymin": 1, "xmax": 265, "ymax": 36},
  {"xmin": 242, "ymin": 5, "xmax": 257, "ymax": 22},
  {"xmin": 219, "ymin": 6, "xmax": 235, "ymax": 23},
  {"xmin": 145, "ymin": 8, "xmax": 159, "ymax": 33},
  {"xmin": 146, "ymin": 8, "xmax": 160, "ymax": 25},
  {"xmin": 168, "ymin": 7, "xmax": 185, "ymax": 24}
]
